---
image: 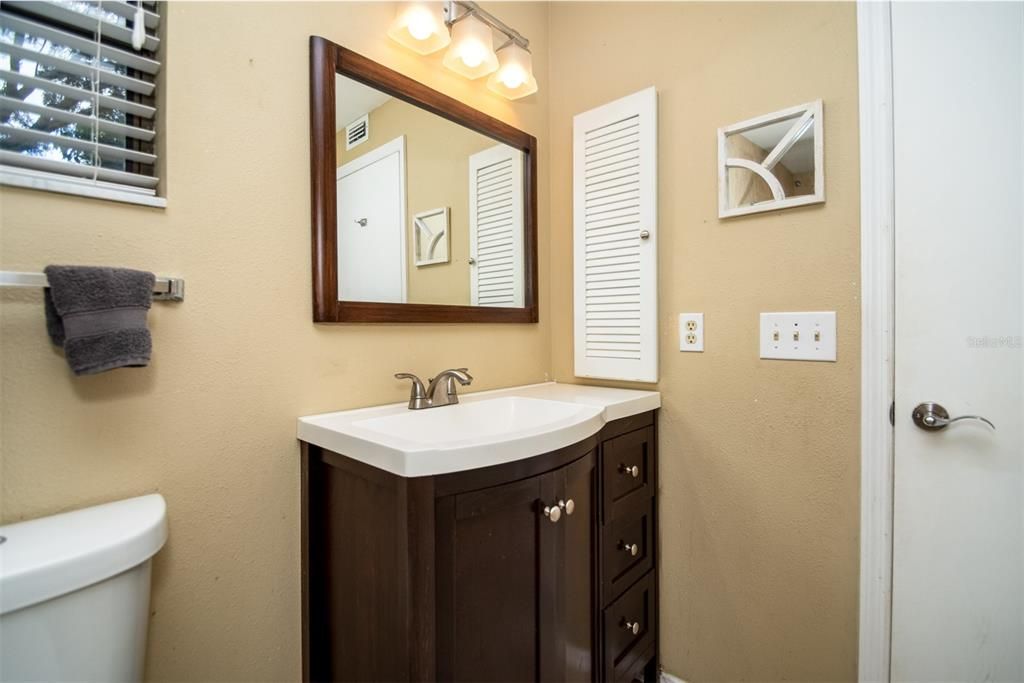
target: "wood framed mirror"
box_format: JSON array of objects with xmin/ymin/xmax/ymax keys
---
[{"xmin": 309, "ymin": 36, "xmax": 538, "ymax": 323}]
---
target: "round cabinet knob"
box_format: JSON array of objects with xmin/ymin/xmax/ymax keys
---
[
  {"xmin": 560, "ymin": 499, "xmax": 575, "ymax": 516},
  {"xmin": 619, "ymin": 464, "xmax": 639, "ymax": 478},
  {"xmin": 639, "ymin": 230, "xmax": 650, "ymax": 240},
  {"xmin": 623, "ymin": 620, "xmax": 641, "ymax": 635},
  {"xmin": 543, "ymin": 504, "xmax": 561, "ymax": 523},
  {"xmin": 620, "ymin": 541, "xmax": 639, "ymax": 556},
  {"xmin": 467, "ymin": 257, "xmax": 476, "ymax": 265}
]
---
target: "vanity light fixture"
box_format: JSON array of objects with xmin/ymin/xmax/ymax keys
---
[
  {"xmin": 487, "ymin": 42, "xmax": 538, "ymax": 100},
  {"xmin": 387, "ymin": 1, "xmax": 537, "ymax": 98},
  {"xmin": 442, "ymin": 11, "xmax": 498, "ymax": 79},
  {"xmin": 387, "ymin": 2, "xmax": 451, "ymax": 55}
]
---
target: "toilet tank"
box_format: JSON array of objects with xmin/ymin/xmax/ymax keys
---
[{"xmin": 0, "ymin": 494, "xmax": 168, "ymax": 683}]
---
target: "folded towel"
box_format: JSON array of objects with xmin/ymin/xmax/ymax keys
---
[{"xmin": 43, "ymin": 265, "xmax": 155, "ymax": 376}]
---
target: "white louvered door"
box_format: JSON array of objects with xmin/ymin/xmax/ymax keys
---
[
  {"xmin": 469, "ymin": 144, "xmax": 525, "ymax": 307},
  {"xmin": 574, "ymin": 88, "xmax": 658, "ymax": 382}
]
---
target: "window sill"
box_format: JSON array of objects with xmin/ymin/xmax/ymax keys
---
[{"xmin": 0, "ymin": 167, "xmax": 166, "ymax": 208}]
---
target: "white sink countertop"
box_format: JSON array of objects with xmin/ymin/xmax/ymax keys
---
[{"xmin": 297, "ymin": 382, "xmax": 661, "ymax": 477}]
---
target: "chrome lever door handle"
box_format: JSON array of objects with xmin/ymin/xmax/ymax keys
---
[{"xmin": 911, "ymin": 402, "xmax": 995, "ymax": 431}]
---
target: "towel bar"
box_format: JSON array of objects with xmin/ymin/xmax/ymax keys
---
[{"xmin": 0, "ymin": 270, "xmax": 185, "ymax": 302}]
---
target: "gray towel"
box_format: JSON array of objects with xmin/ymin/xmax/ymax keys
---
[{"xmin": 43, "ymin": 265, "xmax": 155, "ymax": 376}]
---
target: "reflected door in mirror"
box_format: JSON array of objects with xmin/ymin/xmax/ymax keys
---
[
  {"xmin": 337, "ymin": 137, "xmax": 407, "ymax": 303},
  {"xmin": 469, "ymin": 145, "xmax": 524, "ymax": 307}
]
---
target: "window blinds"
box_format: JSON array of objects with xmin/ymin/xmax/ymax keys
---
[{"xmin": 0, "ymin": 1, "xmax": 161, "ymax": 197}]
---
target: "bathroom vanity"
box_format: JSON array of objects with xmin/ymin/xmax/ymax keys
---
[{"xmin": 298, "ymin": 383, "xmax": 660, "ymax": 682}]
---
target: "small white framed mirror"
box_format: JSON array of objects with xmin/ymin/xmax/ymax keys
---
[
  {"xmin": 413, "ymin": 207, "xmax": 450, "ymax": 266},
  {"xmin": 718, "ymin": 100, "xmax": 824, "ymax": 218}
]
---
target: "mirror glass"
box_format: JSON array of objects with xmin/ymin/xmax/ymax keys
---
[
  {"xmin": 335, "ymin": 73, "xmax": 526, "ymax": 307},
  {"xmin": 718, "ymin": 101, "xmax": 824, "ymax": 218}
]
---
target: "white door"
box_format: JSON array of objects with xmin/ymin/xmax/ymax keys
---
[
  {"xmin": 891, "ymin": 3, "xmax": 1023, "ymax": 680},
  {"xmin": 468, "ymin": 144, "xmax": 524, "ymax": 307},
  {"xmin": 337, "ymin": 136, "xmax": 407, "ymax": 303},
  {"xmin": 572, "ymin": 87, "xmax": 658, "ymax": 383}
]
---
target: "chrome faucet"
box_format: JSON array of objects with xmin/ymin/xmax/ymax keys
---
[{"xmin": 395, "ymin": 368, "xmax": 473, "ymax": 410}]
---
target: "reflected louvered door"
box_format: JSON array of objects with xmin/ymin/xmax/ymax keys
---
[
  {"xmin": 573, "ymin": 88, "xmax": 658, "ymax": 382},
  {"xmin": 469, "ymin": 144, "xmax": 524, "ymax": 307}
]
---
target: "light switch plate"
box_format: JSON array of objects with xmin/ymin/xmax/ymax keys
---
[
  {"xmin": 679, "ymin": 313, "xmax": 704, "ymax": 352},
  {"xmin": 759, "ymin": 311, "xmax": 836, "ymax": 361}
]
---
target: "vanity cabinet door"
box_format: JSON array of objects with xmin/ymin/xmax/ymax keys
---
[
  {"xmin": 549, "ymin": 450, "xmax": 598, "ymax": 682},
  {"xmin": 435, "ymin": 451, "xmax": 597, "ymax": 682}
]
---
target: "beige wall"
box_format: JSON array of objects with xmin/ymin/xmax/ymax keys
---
[
  {"xmin": 0, "ymin": 3, "xmax": 550, "ymax": 681},
  {"xmin": 547, "ymin": 3, "xmax": 860, "ymax": 681},
  {"xmin": 337, "ymin": 97, "xmax": 497, "ymax": 306}
]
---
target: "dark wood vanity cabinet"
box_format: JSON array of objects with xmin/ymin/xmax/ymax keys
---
[{"xmin": 301, "ymin": 410, "xmax": 658, "ymax": 682}]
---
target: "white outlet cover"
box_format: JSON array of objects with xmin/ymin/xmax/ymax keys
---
[
  {"xmin": 759, "ymin": 311, "xmax": 836, "ymax": 361},
  {"xmin": 678, "ymin": 313, "xmax": 704, "ymax": 352}
]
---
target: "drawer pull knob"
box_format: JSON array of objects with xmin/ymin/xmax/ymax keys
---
[
  {"xmin": 559, "ymin": 499, "xmax": 575, "ymax": 516},
  {"xmin": 623, "ymin": 619, "xmax": 641, "ymax": 635},
  {"xmin": 543, "ymin": 504, "xmax": 561, "ymax": 523},
  {"xmin": 619, "ymin": 541, "xmax": 639, "ymax": 556},
  {"xmin": 619, "ymin": 464, "xmax": 639, "ymax": 478}
]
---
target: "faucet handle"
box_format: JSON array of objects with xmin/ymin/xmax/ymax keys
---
[
  {"xmin": 395, "ymin": 373, "xmax": 427, "ymax": 409},
  {"xmin": 434, "ymin": 368, "xmax": 472, "ymax": 384}
]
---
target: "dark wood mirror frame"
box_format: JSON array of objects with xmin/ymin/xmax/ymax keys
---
[{"xmin": 309, "ymin": 36, "xmax": 539, "ymax": 323}]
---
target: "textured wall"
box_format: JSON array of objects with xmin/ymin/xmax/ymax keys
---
[
  {"xmin": 546, "ymin": 3, "xmax": 861, "ymax": 680},
  {"xmin": 0, "ymin": 3, "xmax": 550, "ymax": 681}
]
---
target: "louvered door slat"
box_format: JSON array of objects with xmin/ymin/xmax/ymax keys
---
[
  {"xmin": 470, "ymin": 145, "xmax": 525, "ymax": 307},
  {"xmin": 574, "ymin": 88, "xmax": 658, "ymax": 382}
]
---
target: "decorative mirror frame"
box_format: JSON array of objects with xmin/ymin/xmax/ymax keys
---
[
  {"xmin": 717, "ymin": 100, "xmax": 825, "ymax": 219},
  {"xmin": 309, "ymin": 36, "xmax": 538, "ymax": 323}
]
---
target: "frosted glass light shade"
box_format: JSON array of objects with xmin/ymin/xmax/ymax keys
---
[
  {"xmin": 442, "ymin": 14, "xmax": 498, "ymax": 79},
  {"xmin": 387, "ymin": 2, "xmax": 450, "ymax": 55},
  {"xmin": 487, "ymin": 43, "xmax": 538, "ymax": 99}
]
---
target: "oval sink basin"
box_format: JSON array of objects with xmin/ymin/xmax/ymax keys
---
[
  {"xmin": 298, "ymin": 382, "xmax": 661, "ymax": 477},
  {"xmin": 353, "ymin": 396, "xmax": 593, "ymax": 450}
]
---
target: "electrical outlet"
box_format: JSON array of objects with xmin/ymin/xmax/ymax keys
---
[
  {"xmin": 759, "ymin": 312, "xmax": 836, "ymax": 361},
  {"xmin": 678, "ymin": 313, "xmax": 704, "ymax": 352}
]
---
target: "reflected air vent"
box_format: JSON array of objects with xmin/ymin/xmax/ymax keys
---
[{"xmin": 345, "ymin": 115, "xmax": 369, "ymax": 150}]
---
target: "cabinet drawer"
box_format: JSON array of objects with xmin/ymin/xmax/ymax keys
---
[
  {"xmin": 602, "ymin": 572, "xmax": 655, "ymax": 682},
  {"xmin": 601, "ymin": 498, "xmax": 654, "ymax": 606},
  {"xmin": 621, "ymin": 642, "xmax": 656, "ymax": 683},
  {"xmin": 602, "ymin": 426, "xmax": 654, "ymax": 523}
]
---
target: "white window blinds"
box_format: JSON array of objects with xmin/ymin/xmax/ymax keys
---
[
  {"xmin": 0, "ymin": 1, "xmax": 161, "ymax": 201},
  {"xmin": 573, "ymin": 87, "xmax": 658, "ymax": 382}
]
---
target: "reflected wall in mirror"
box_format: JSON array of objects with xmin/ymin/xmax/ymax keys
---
[
  {"xmin": 335, "ymin": 74, "xmax": 524, "ymax": 307},
  {"xmin": 309, "ymin": 38, "xmax": 538, "ymax": 323},
  {"xmin": 718, "ymin": 100, "xmax": 824, "ymax": 218}
]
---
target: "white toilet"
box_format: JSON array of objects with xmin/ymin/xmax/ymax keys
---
[{"xmin": 0, "ymin": 494, "xmax": 168, "ymax": 682}]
